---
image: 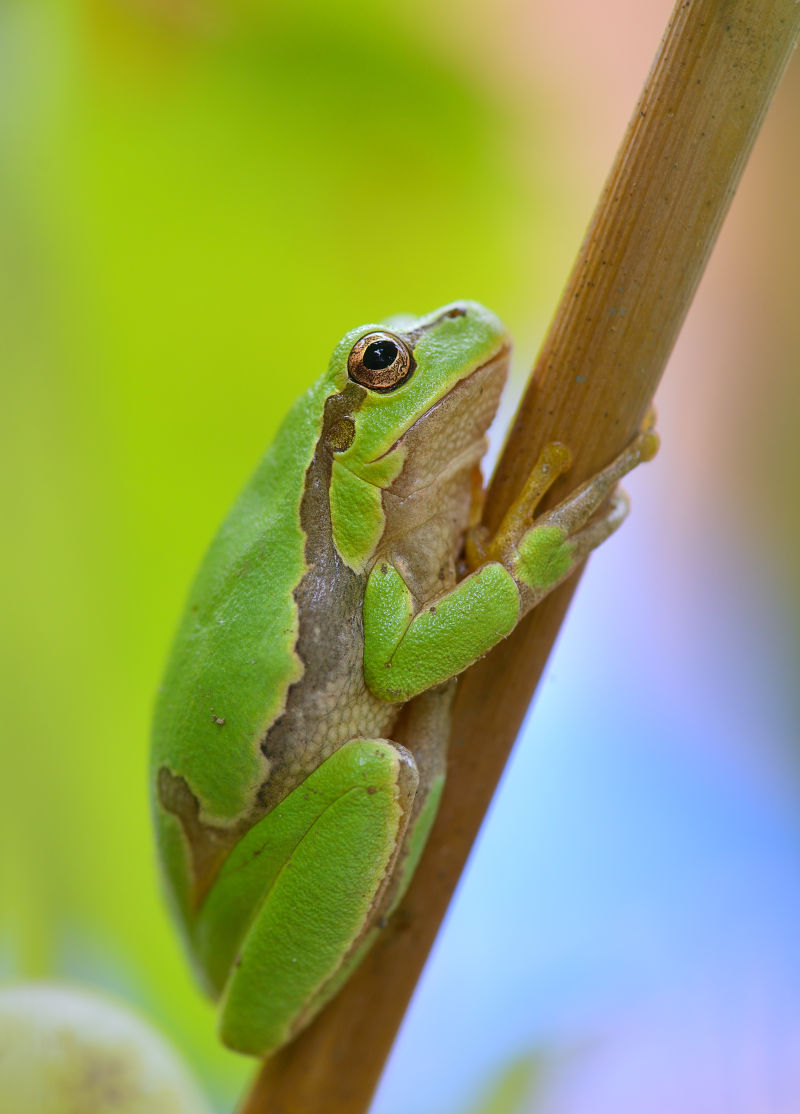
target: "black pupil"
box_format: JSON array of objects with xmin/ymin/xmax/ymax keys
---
[{"xmin": 363, "ymin": 340, "xmax": 398, "ymax": 371}]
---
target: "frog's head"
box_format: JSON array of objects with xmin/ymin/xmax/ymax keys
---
[{"xmin": 324, "ymin": 301, "xmax": 510, "ymax": 571}]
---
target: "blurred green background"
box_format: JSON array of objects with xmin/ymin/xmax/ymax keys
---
[{"xmin": 3, "ymin": 2, "xmax": 800, "ymax": 1113}]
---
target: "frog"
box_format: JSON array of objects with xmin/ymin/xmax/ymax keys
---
[{"xmin": 151, "ymin": 300, "xmax": 657, "ymax": 1058}]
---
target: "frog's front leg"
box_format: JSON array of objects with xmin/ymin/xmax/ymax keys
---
[
  {"xmin": 364, "ymin": 428, "xmax": 658, "ymax": 703},
  {"xmin": 191, "ymin": 738, "xmax": 418, "ymax": 1057}
]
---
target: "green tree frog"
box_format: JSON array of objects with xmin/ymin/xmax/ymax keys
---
[{"xmin": 151, "ymin": 302, "xmax": 656, "ymax": 1058}]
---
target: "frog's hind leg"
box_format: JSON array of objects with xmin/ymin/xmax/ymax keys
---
[
  {"xmin": 193, "ymin": 738, "xmax": 418, "ymax": 1057},
  {"xmin": 300, "ymin": 684, "xmax": 456, "ymax": 1036}
]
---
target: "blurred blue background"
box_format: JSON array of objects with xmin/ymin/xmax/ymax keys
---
[{"xmin": 3, "ymin": 2, "xmax": 800, "ymax": 1112}]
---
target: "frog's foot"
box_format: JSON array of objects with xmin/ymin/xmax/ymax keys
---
[
  {"xmin": 192, "ymin": 738, "xmax": 418, "ymax": 1057},
  {"xmin": 466, "ymin": 441, "xmax": 573, "ymax": 569},
  {"xmin": 511, "ymin": 427, "xmax": 658, "ymax": 604}
]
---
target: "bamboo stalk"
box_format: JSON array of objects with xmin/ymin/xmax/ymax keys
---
[{"xmin": 241, "ymin": 3, "xmax": 800, "ymax": 1111}]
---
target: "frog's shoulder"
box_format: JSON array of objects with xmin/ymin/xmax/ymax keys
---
[{"xmin": 152, "ymin": 372, "xmax": 336, "ymax": 829}]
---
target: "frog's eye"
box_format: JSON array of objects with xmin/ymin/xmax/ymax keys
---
[{"xmin": 347, "ymin": 331, "xmax": 415, "ymax": 392}]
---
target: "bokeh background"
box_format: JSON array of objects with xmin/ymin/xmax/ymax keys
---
[{"xmin": 3, "ymin": 2, "xmax": 800, "ymax": 1112}]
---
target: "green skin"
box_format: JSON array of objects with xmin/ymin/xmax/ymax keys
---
[{"xmin": 151, "ymin": 301, "xmax": 656, "ymax": 1058}]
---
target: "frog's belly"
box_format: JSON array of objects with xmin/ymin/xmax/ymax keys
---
[{"xmin": 257, "ymin": 636, "xmax": 400, "ymax": 813}]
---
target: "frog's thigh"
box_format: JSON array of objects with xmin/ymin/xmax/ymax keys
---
[{"xmin": 198, "ymin": 738, "xmax": 418, "ymax": 1057}]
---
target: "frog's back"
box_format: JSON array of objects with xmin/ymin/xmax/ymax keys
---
[{"xmin": 152, "ymin": 374, "xmax": 335, "ymax": 830}]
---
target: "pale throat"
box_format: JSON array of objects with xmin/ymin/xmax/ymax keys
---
[{"xmin": 378, "ymin": 440, "xmax": 487, "ymax": 606}]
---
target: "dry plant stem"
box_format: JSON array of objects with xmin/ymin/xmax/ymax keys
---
[{"xmin": 241, "ymin": 3, "xmax": 800, "ymax": 1112}]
